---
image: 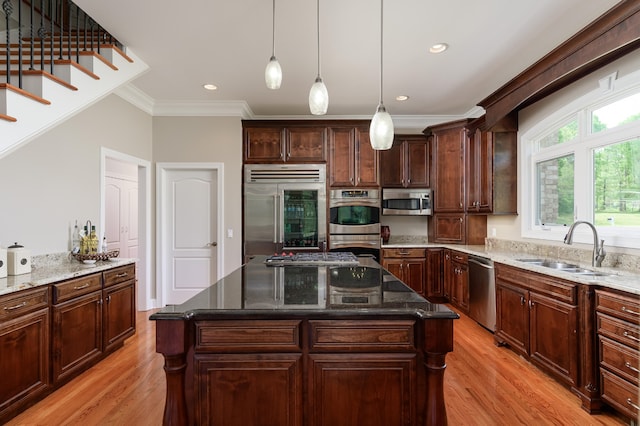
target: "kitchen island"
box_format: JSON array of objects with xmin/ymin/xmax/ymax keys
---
[{"xmin": 151, "ymin": 255, "xmax": 458, "ymax": 426}]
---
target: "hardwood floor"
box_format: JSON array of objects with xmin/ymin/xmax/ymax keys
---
[{"xmin": 7, "ymin": 308, "xmax": 629, "ymax": 425}]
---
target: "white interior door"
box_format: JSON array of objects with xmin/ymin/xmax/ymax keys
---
[
  {"xmin": 105, "ymin": 176, "xmax": 138, "ymax": 258},
  {"xmin": 159, "ymin": 166, "xmax": 221, "ymax": 306}
]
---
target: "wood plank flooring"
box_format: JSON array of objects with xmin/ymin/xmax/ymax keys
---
[{"xmin": 7, "ymin": 308, "xmax": 629, "ymax": 425}]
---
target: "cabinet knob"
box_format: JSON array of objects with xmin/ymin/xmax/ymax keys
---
[{"xmin": 520, "ymin": 296, "xmax": 525, "ymax": 306}]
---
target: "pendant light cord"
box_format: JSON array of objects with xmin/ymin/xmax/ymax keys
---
[
  {"xmin": 379, "ymin": 0, "xmax": 384, "ymax": 105},
  {"xmin": 271, "ymin": 0, "xmax": 276, "ymax": 57},
  {"xmin": 316, "ymin": 0, "xmax": 321, "ymax": 78}
]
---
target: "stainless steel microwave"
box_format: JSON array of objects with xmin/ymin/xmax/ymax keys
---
[{"xmin": 382, "ymin": 189, "xmax": 432, "ymax": 216}]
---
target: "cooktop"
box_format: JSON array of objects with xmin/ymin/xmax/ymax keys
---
[{"xmin": 264, "ymin": 252, "xmax": 359, "ymax": 266}]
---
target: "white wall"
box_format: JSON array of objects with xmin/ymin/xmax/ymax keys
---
[
  {"xmin": 152, "ymin": 116, "xmax": 244, "ymax": 275},
  {"xmin": 0, "ymin": 94, "xmax": 152, "ymax": 255},
  {"xmin": 487, "ymin": 50, "xmax": 640, "ymax": 255}
]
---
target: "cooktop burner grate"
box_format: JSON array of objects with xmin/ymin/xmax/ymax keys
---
[{"xmin": 265, "ymin": 252, "xmax": 359, "ymax": 266}]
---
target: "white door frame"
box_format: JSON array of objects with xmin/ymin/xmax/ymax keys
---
[
  {"xmin": 100, "ymin": 148, "xmax": 153, "ymax": 311},
  {"xmin": 156, "ymin": 162, "xmax": 225, "ymax": 308}
]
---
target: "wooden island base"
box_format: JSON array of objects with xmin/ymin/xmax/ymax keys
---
[{"xmin": 155, "ymin": 316, "xmax": 453, "ymax": 426}]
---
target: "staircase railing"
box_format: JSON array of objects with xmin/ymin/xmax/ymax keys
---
[{"xmin": 1, "ymin": 0, "xmax": 122, "ymax": 90}]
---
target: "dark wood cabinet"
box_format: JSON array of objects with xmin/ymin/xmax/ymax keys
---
[
  {"xmin": 596, "ymin": 289, "xmax": 640, "ymax": 421},
  {"xmin": 196, "ymin": 354, "xmax": 303, "ymax": 426},
  {"xmin": 328, "ymin": 126, "xmax": 379, "ymax": 188},
  {"xmin": 449, "ymin": 251, "xmax": 469, "ymax": 313},
  {"xmin": 243, "ymin": 122, "xmax": 326, "ymax": 163},
  {"xmin": 495, "ymin": 263, "xmax": 579, "ymax": 388},
  {"xmin": 380, "ymin": 135, "xmax": 429, "ymax": 188},
  {"xmin": 427, "ymin": 120, "xmax": 469, "ymax": 213},
  {"xmin": 430, "ymin": 212, "xmax": 487, "ymax": 245},
  {"xmin": 103, "ymin": 264, "xmax": 136, "ymax": 352},
  {"xmin": 381, "ymin": 248, "xmax": 426, "ymax": 296},
  {"xmin": 466, "ymin": 115, "xmax": 517, "ymax": 214},
  {"xmin": 0, "ymin": 287, "xmax": 50, "ymax": 423},
  {"xmin": 425, "ymin": 248, "xmax": 445, "ymax": 301},
  {"xmin": 52, "ymin": 274, "xmax": 104, "ymax": 383}
]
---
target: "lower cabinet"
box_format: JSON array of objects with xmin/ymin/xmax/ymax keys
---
[
  {"xmin": 425, "ymin": 248, "xmax": 445, "ymax": 301},
  {"xmin": 0, "ymin": 287, "xmax": 50, "ymax": 423},
  {"xmin": 448, "ymin": 251, "xmax": 469, "ymax": 313},
  {"xmin": 596, "ymin": 289, "xmax": 640, "ymax": 421},
  {"xmin": 381, "ymin": 248, "xmax": 426, "ymax": 296},
  {"xmin": 103, "ymin": 265, "xmax": 136, "ymax": 352},
  {"xmin": 495, "ymin": 263, "xmax": 579, "ymax": 388}
]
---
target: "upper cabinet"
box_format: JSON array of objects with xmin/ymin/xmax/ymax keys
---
[
  {"xmin": 328, "ymin": 125, "xmax": 379, "ymax": 188},
  {"xmin": 466, "ymin": 115, "xmax": 517, "ymax": 215},
  {"xmin": 380, "ymin": 135, "xmax": 429, "ymax": 188},
  {"xmin": 426, "ymin": 119, "xmax": 470, "ymax": 213},
  {"xmin": 243, "ymin": 122, "xmax": 326, "ymax": 163}
]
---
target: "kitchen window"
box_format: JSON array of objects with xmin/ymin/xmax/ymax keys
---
[{"xmin": 522, "ymin": 69, "xmax": 640, "ymax": 249}]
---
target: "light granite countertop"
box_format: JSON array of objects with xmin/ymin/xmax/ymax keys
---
[
  {"xmin": 382, "ymin": 236, "xmax": 640, "ymax": 296},
  {"xmin": 0, "ymin": 253, "xmax": 136, "ymax": 297}
]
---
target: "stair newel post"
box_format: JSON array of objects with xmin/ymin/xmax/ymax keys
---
[{"xmin": 2, "ymin": 0, "xmax": 12, "ymax": 85}]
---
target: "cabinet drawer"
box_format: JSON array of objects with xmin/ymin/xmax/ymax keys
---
[
  {"xmin": 450, "ymin": 251, "xmax": 468, "ymax": 263},
  {"xmin": 382, "ymin": 248, "xmax": 426, "ymax": 258},
  {"xmin": 599, "ymin": 336, "xmax": 639, "ymax": 386},
  {"xmin": 0, "ymin": 287, "xmax": 49, "ymax": 320},
  {"xmin": 103, "ymin": 264, "xmax": 135, "ymax": 287},
  {"xmin": 195, "ymin": 320, "xmax": 301, "ymax": 352},
  {"xmin": 495, "ymin": 264, "xmax": 576, "ymax": 304},
  {"xmin": 597, "ymin": 313, "xmax": 640, "ymax": 348},
  {"xmin": 596, "ymin": 290, "xmax": 640, "ymax": 324},
  {"xmin": 309, "ymin": 320, "xmax": 416, "ymax": 351},
  {"xmin": 601, "ymin": 369, "xmax": 640, "ymax": 420},
  {"xmin": 53, "ymin": 274, "xmax": 102, "ymax": 304}
]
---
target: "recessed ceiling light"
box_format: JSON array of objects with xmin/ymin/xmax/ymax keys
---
[
  {"xmin": 203, "ymin": 84, "xmax": 218, "ymax": 91},
  {"xmin": 429, "ymin": 43, "xmax": 448, "ymax": 54},
  {"xmin": 396, "ymin": 95, "xmax": 409, "ymax": 101}
]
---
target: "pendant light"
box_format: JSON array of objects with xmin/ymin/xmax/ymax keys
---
[
  {"xmin": 309, "ymin": 0, "xmax": 328, "ymax": 115},
  {"xmin": 265, "ymin": 0, "xmax": 282, "ymax": 89},
  {"xmin": 369, "ymin": 0, "xmax": 394, "ymax": 150}
]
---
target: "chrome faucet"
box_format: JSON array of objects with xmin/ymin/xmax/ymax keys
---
[{"xmin": 563, "ymin": 220, "xmax": 606, "ymax": 267}]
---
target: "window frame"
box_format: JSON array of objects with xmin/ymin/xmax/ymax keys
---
[{"xmin": 521, "ymin": 69, "xmax": 640, "ymax": 249}]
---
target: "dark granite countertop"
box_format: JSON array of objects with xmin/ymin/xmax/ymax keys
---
[{"xmin": 151, "ymin": 255, "xmax": 458, "ymax": 321}]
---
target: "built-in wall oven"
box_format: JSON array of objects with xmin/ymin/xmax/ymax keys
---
[{"xmin": 328, "ymin": 189, "xmax": 381, "ymax": 260}]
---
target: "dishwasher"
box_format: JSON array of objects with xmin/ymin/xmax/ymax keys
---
[{"xmin": 468, "ymin": 254, "xmax": 496, "ymax": 332}]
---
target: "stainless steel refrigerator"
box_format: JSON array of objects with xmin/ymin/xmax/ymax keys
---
[{"xmin": 244, "ymin": 164, "xmax": 327, "ymax": 260}]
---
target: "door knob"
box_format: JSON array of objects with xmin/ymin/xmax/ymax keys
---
[{"xmin": 207, "ymin": 242, "xmax": 218, "ymax": 247}]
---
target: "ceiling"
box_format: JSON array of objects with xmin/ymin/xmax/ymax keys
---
[{"xmin": 75, "ymin": 0, "xmax": 621, "ymax": 130}]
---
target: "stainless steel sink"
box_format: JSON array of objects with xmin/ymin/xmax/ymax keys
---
[{"xmin": 516, "ymin": 258, "xmax": 614, "ymax": 277}]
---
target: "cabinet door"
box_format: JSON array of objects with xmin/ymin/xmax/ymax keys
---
[
  {"xmin": 451, "ymin": 261, "xmax": 469, "ymax": 312},
  {"xmin": 0, "ymin": 308, "xmax": 50, "ymax": 420},
  {"xmin": 406, "ymin": 139, "xmax": 429, "ymax": 188},
  {"xmin": 529, "ymin": 291, "xmax": 579, "ymax": 387},
  {"xmin": 103, "ymin": 280, "xmax": 136, "ymax": 352},
  {"xmin": 379, "ymin": 141, "xmax": 404, "ymax": 187},
  {"xmin": 285, "ymin": 127, "xmax": 326, "ymax": 162},
  {"xmin": 52, "ymin": 291, "xmax": 103, "ymax": 383},
  {"xmin": 425, "ymin": 248, "xmax": 444, "ymax": 300},
  {"xmin": 354, "ymin": 128, "xmax": 379, "ymax": 187},
  {"xmin": 404, "ymin": 259, "xmax": 426, "ymax": 296},
  {"xmin": 443, "ymin": 250, "xmax": 452, "ymax": 300},
  {"xmin": 495, "ymin": 281, "xmax": 529, "ymax": 357},
  {"xmin": 433, "ymin": 128, "xmax": 464, "ymax": 212},
  {"xmin": 308, "ymin": 354, "xmax": 416, "ymax": 426},
  {"xmin": 244, "ymin": 127, "xmax": 285, "ymax": 162},
  {"xmin": 328, "ymin": 127, "xmax": 355, "ymax": 187},
  {"xmin": 432, "ymin": 213, "xmax": 465, "ymax": 244},
  {"xmin": 382, "ymin": 259, "xmax": 404, "ymax": 282},
  {"xmin": 195, "ymin": 354, "xmax": 302, "ymax": 426}
]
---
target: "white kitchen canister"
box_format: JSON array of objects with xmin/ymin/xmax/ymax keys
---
[{"xmin": 7, "ymin": 242, "xmax": 31, "ymax": 276}]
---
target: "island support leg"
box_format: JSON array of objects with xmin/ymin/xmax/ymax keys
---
[
  {"xmin": 422, "ymin": 319, "xmax": 454, "ymax": 426},
  {"xmin": 156, "ymin": 320, "xmax": 189, "ymax": 426}
]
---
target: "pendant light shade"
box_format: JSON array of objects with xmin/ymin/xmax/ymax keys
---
[
  {"xmin": 370, "ymin": 0, "xmax": 394, "ymax": 150},
  {"xmin": 265, "ymin": 56, "xmax": 282, "ymax": 89},
  {"xmin": 309, "ymin": 77, "xmax": 328, "ymax": 115},
  {"xmin": 265, "ymin": 0, "xmax": 282, "ymax": 89},
  {"xmin": 309, "ymin": 0, "xmax": 328, "ymax": 115}
]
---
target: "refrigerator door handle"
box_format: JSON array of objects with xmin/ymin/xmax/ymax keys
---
[{"xmin": 273, "ymin": 194, "xmax": 279, "ymax": 244}]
